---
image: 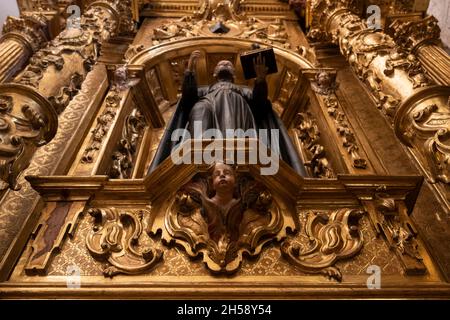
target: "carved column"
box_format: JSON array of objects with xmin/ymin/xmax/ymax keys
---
[
  {"xmin": 0, "ymin": 13, "xmax": 50, "ymax": 83},
  {"xmin": 390, "ymin": 16, "xmax": 450, "ymax": 86},
  {"xmin": 0, "ymin": 0, "xmax": 133, "ymax": 191},
  {"xmin": 309, "ymin": 0, "xmax": 450, "ymax": 210}
]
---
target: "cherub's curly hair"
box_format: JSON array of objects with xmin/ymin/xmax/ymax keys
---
[{"xmin": 206, "ymin": 161, "xmax": 240, "ymax": 199}]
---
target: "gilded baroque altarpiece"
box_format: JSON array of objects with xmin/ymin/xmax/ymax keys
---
[{"xmin": 0, "ymin": 0, "xmax": 449, "ymax": 299}]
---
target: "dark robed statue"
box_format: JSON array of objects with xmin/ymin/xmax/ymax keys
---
[{"xmin": 148, "ymin": 50, "xmax": 306, "ymax": 176}]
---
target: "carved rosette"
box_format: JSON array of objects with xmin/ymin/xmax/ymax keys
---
[
  {"xmin": 86, "ymin": 207, "xmax": 163, "ymax": 277},
  {"xmin": 164, "ymin": 172, "xmax": 285, "ymax": 274},
  {"xmin": 281, "ymin": 209, "xmax": 364, "ymax": 281},
  {"xmin": 0, "ymin": 84, "xmax": 57, "ymax": 190}
]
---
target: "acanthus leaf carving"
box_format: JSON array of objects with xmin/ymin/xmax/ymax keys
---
[
  {"xmin": 324, "ymin": 96, "xmax": 367, "ymax": 169},
  {"xmin": 390, "ymin": 16, "xmax": 441, "ymax": 54},
  {"xmin": 401, "ymin": 97, "xmax": 450, "ymax": 185},
  {"xmin": 86, "ymin": 207, "xmax": 162, "ymax": 277},
  {"xmin": 48, "ymin": 72, "xmax": 84, "ymax": 114},
  {"xmin": 81, "ymin": 90, "xmax": 122, "ymax": 164},
  {"xmin": 296, "ymin": 112, "xmax": 335, "ymax": 178},
  {"xmin": 384, "ymin": 50, "xmax": 429, "ymax": 89},
  {"xmin": 109, "ymin": 107, "xmax": 146, "ymax": 179},
  {"xmin": 2, "ymin": 12, "xmax": 50, "ymax": 53},
  {"xmin": 281, "ymin": 208, "xmax": 365, "ymax": 281},
  {"xmin": 311, "ymin": 4, "xmax": 432, "ymax": 121},
  {"xmin": 424, "ymin": 129, "xmax": 450, "ymax": 184}
]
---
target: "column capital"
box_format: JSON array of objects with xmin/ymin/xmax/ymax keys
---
[
  {"xmin": 86, "ymin": 0, "xmax": 135, "ymax": 37},
  {"xmin": 390, "ymin": 15, "xmax": 441, "ymax": 54},
  {"xmin": 1, "ymin": 12, "xmax": 50, "ymax": 53}
]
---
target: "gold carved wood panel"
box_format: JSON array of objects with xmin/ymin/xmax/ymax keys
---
[{"xmin": 11, "ymin": 210, "xmax": 402, "ymax": 278}]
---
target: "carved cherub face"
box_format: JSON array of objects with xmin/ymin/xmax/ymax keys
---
[
  {"xmin": 211, "ymin": 162, "xmax": 236, "ymax": 194},
  {"xmin": 213, "ymin": 60, "xmax": 235, "ymax": 81},
  {"xmin": 317, "ymin": 71, "xmax": 331, "ymax": 87},
  {"xmin": 115, "ymin": 66, "xmax": 128, "ymax": 85}
]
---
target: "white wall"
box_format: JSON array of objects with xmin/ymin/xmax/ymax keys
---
[
  {"xmin": 0, "ymin": 0, "xmax": 20, "ymax": 31},
  {"xmin": 427, "ymin": 0, "xmax": 450, "ymax": 51}
]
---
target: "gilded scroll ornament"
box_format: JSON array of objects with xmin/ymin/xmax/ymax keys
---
[
  {"xmin": 324, "ymin": 96, "xmax": 367, "ymax": 169},
  {"xmin": 309, "ymin": 1, "xmax": 432, "ymax": 119},
  {"xmin": 194, "ymin": 0, "xmax": 245, "ymax": 22},
  {"xmin": 425, "ymin": 129, "xmax": 450, "ymax": 184},
  {"xmin": 0, "ymin": 85, "xmax": 57, "ymax": 191},
  {"xmin": 81, "ymin": 91, "xmax": 121, "ymax": 164},
  {"xmin": 0, "ymin": 1, "xmax": 134, "ymax": 192},
  {"xmin": 165, "ymin": 162, "xmax": 284, "ymax": 273},
  {"xmin": 296, "ymin": 112, "xmax": 335, "ymax": 178},
  {"xmin": 109, "ymin": 108, "xmax": 146, "ymax": 179},
  {"xmin": 281, "ymin": 209, "xmax": 365, "ymax": 281},
  {"xmin": 150, "ymin": 1, "xmax": 291, "ymax": 48},
  {"xmin": 86, "ymin": 207, "xmax": 162, "ymax": 277},
  {"xmin": 48, "ymin": 73, "xmax": 84, "ymax": 114},
  {"xmin": 397, "ymin": 95, "xmax": 450, "ymax": 185}
]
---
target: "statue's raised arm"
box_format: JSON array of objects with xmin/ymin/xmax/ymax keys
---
[
  {"xmin": 180, "ymin": 50, "xmax": 201, "ymax": 113},
  {"xmin": 252, "ymin": 54, "xmax": 269, "ymax": 108}
]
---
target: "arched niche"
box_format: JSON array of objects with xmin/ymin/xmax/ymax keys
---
[
  {"xmin": 127, "ymin": 36, "xmax": 314, "ymax": 122},
  {"xmin": 124, "ymin": 36, "xmax": 315, "ymax": 177}
]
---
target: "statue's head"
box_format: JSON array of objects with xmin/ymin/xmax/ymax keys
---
[
  {"xmin": 213, "ymin": 60, "xmax": 235, "ymax": 82},
  {"xmin": 210, "ymin": 162, "xmax": 236, "ymax": 195}
]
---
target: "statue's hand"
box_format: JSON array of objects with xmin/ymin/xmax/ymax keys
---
[
  {"xmin": 253, "ymin": 53, "xmax": 268, "ymax": 80},
  {"xmin": 188, "ymin": 50, "xmax": 201, "ymax": 72}
]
